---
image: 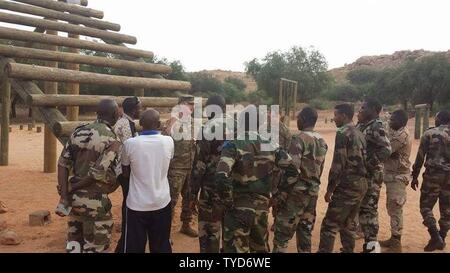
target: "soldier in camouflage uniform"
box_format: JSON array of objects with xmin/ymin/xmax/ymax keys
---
[
  {"xmin": 411, "ymin": 110, "xmax": 450, "ymax": 252},
  {"xmin": 272, "ymin": 107, "xmax": 328, "ymax": 253},
  {"xmin": 380, "ymin": 110, "xmax": 412, "ymax": 252},
  {"xmin": 357, "ymin": 98, "xmax": 392, "ymax": 252},
  {"xmin": 318, "ymin": 104, "xmax": 368, "ymax": 253},
  {"xmin": 216, "ymin": 105, "xmax": 299, "ymax": 253},
  {"xmin": 56, "ymin": 99, "xmax": 121, "ymax": 253},
  {"xmin": 163, "ymin": 95, "xmax": 197, "ymax": 237},
  {"xmin": 190, "ymin": 95, "xmax": 236, "ymax": 253}
]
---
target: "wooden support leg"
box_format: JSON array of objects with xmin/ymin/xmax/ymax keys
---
[{"xmin": 1, "ymin": 77, "xmax": 10, "ymax": 166}]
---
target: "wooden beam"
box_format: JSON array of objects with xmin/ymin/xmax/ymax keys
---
[
  {"xmin": 6, "ymin": 63, "xmax": 192, "ymax": 91},
  {"xmin": 0, "ymin": 1, "xmax": 120, "ymax": 31},
  {"xmin": 0, "ymin": 11, "xmax": 136, "ymax": 44},
  {"xmin": 12, "ymin": 0, "xmax": 104, "ymax": 19},
  {"xmin": 27, "ymin": 94, "xmax": 180, "ymax": 107},
  {"xmin": 61, "ymin": 0, "xmax": 88, "ymax": 7},
  {"xmin": 0, "ymin": 26, "xmax": 152, "ymax": 58},
  {"xmin": 0, "ymin": 45, "xmax": 171, "ymax": 73}
]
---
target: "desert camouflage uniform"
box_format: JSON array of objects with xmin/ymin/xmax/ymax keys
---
[
  {"xmin": 163, "ymin": 117, "xmax": 196, "ymax": 223},
  {"xmin": 58, "ymin": 120, "xmax": 121, "ymax": 253},
  {"xmin": 412, "ymin": 125, "xmax": 450, "ymax": 234},
  {"xmin": 384, "ymin": 126, "xmax": 412, "ymax": 237},
  {"xmin": 273, "ymin": 129, "xmax": 328, "ymax": 253},
  {"xmin": 216, "ymin": 131, "xmax": 298, "ymax": 253},
  {"xmin": 357, "ymin": 118, "xmax": 392, "ymax": 243},
  {"xmin": 191, "ymin": 114, "xmax": 236, "ymax": 253},
  {"xmin": 318, "ymin": 123, "xmax": 368, "ymax": 253}
]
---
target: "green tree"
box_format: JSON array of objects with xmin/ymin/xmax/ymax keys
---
[{"xmin": 245, "ymin": 46, "xmax": 330, "ymax": 103}]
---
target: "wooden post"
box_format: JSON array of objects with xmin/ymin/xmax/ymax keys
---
[
  {"xmin": 0, "ymin": 77, "xmax": 10, "ymax": 166},
  {"xmin": 43, "ymin": 28, "xmax": 58, "ymax": 173},
  {"xmin": 423, "ymin": 106, "xmax": 430, "ymax": 134},
  {"xmin": 67, "ymin": 33, "xmax": 79, "ymax": 121},
  {"xmin": 415, "ymin": 107, "xmax": 422, "ymax": 140}
]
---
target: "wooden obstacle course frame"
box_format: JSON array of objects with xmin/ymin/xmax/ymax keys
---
[
  {"xmin": 278, "ymin": 78, "xmax": 298, "ymax": 127},
  {"xmin": 0, "ymin": 0, "xmax": 192, "ymax": 172}
]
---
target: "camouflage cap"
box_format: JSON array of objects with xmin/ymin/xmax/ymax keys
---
[{"xmin": 178, "ymin": 94, "xmax": 195, "ymax": 104}]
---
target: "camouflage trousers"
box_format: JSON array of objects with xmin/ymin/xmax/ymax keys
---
[
  {"xmin": 383, "ymin": 173, "xmax": 409, "ymax": 237},
  {"xmin": 66, "ymin": 191, "xmax": 114, "ymax": 253},
  {"xmin": 198, "ymin": 188, "xmax": 224, "ymax": 253},
  {"xmin": 168, "ymin": 168, "xmax": 193, "ymax": 223},
  {"xmin": 318, "ymin": 177, "xmax": 368, "ymax": 253},
  {"xmin": 420, "ymin": 170, "xmax": 450, "ymax": 233},
  {"xmin": 273, "ymin": 189, "xmax": 318, "ymax": 253},
  {"xmin": 223, "ymin": 193, "xmax": 270, "ymax": 253},
  {"xmin": 359, "ymin": 177, "xmax": 382, "ymax": 242}
]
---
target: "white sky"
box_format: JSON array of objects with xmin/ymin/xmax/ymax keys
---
[{"xmin": 11, "ymin": 0, "xmax": 450, "ymax": 72}]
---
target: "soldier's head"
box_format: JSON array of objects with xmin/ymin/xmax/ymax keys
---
[
  {"xmin": 97, "ymin": 99, "xmax": 119, "ymax": 126},
  {"xmin": 297, "ymin": 107, "xmax": 318, "ymax": 131},
  {"xmin": 435, "ymin": 110, "xmax": 450, "ymax": 127},
  {"xmin": 178, "ymin": 95, "xmax": 195, "ymax": 111},
  {"xmin": 140, "ymin": 108, "xmax": 161, "ymax": 131},
  {"xmin": 334, "ymin": 104, "xmax": 354, "ymax": 128},
  {"xmin": 238, "ymin": 104, "xmax": 259, "ymax": 133},
  {"xmin": 205, "ymin": 95, "xmax": 226, "ymax": 120},
  {"xmin": 389, "ymin": 110, "xmax": 408, "ymax": 131},
  {"xmin": 122, "ymin": 96, "xmax": 142, "ymax": 120},
  {"xmin": 359, "ymin": 98, "xmax": 382, "ymax": 123}
]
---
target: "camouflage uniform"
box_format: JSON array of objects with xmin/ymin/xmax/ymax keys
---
[
  {"xmin": 58, "ymin": 120, "xmax": 121, "ymax": 253},
  {"xmin": 216, "ymin": 131, "xmax": 298, "ymax": 253},
  {"xmin": 384, "ymin": 126, "xmax": 412, "ymax": 237},
  {"xmin": 357, "ymin": 118, "xmax": 392, "ymax": 243},
  {"xmin": 318, "ymin": 123, "xmax": 368, "ymax": 253},
  {"xmin": 273, "ymin": 130, "xmax": 328, "ymax": 253},
  {"xmin": 191, "ymin": 114, "xmax": 236, "ymax": 253},
  {"xmin": 412, "ymin": 125, "xmax": 450, "ymax": 235},
  {"xmin": 163, "ymin": 116, "xmax": 196, "ymax": 223}
]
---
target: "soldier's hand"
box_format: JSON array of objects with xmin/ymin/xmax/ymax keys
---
[
  {"xmin": 325, "ymin": 192, "xmax": 333, "ymax": 203},
  {"xmin": 411, "ymin": 179, "xmax": 419, "ymax": 191}
]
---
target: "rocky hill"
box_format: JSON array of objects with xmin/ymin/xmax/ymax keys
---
[
  {"xmin": 329, "ymin": 49, "xmax": 450, "ymax": 83},
  {"xmin": 193, "ymin": 69, "xmax": 257, "ymax": 93}
]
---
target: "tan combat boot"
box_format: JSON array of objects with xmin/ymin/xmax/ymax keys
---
[{"xmin": 180, "ymin": 222, "xmax": 198, "ymax": 238}]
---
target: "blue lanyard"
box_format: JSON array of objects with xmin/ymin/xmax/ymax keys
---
[{"xmin": 140, "ymin": 130, "xmax": 160, "ymax": 136}]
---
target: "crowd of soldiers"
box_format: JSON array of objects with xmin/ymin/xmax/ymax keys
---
[{"xmin": 55, "ymin": 94, "xmax": 450, "ymax": 253}]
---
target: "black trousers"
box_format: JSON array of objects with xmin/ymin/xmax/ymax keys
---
[
  {"xmin": 115, "ymin": 174, "xmax": 129, "ymax": 253},
  {"xmin": 124, "ymin": 203, "xmax": 172, "ymax": 253}
]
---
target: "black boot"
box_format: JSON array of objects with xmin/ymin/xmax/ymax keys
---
[
  {"xmin": 380, "ymin": 235, "xmax": 402, "ymax": 252},
  {"xmin": 424, "ymin": 227, "xmax": 445, "ymax": 252},
  {"xmin": 438, "ymin": 229, "xmax": 448, "ymax": 250}
]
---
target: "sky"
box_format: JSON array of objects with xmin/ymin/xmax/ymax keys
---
[{"xmin": 9, "ymin": 0, "xmax": 450, "ymax": 72}]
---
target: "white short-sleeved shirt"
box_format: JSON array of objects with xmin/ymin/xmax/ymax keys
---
[{"xmin": 122, "ymin": 132, "xmax": 174, "ymax": 212}]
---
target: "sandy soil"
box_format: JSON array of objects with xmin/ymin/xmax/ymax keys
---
[{"xmin": 0, "ymin": 112, "xmax": 448, "ymax": 253}]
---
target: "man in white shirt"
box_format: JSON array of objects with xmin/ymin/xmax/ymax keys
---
[{"xmin": 121, "ymin": 109, "xmax": 174, "ymax": 253}]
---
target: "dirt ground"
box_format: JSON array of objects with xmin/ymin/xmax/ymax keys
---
[{"xmin": 0, "ymin": 111, "xmax": 447, "ymax": 253}]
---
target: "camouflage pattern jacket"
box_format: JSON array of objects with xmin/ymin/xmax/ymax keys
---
[
  {"xmin": 385, "ymin": 126, "xmax": 412, "ymax": 175},
  {"xmin": 215, "ymin": 131, "xmax": 298, "ymax": 208},
  {"xmin": 357, "ymin": 118, "xmax": 392, "ymax": 183},
  {"xmin": 191, "ymin": 114, "xmax": 236, "ymax": 202},
  {"xmin": 163, "ymin": 116, "xmax": 196, "ymax": 170},
  {"xmin": 58, "ymin": 119, "xmax": 122, "ymax": 194},
  {"xmin": 412, "ymin": 124, "xmax": 450, "ymax": 179},
  {"xmin": 282, "ymin": 129, "xmax": 328, "ymax": 196},
  {"xmin": 327, "ymin": 123, "xmax": 368, "ymax": 194}
]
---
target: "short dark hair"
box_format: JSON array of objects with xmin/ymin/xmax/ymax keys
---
[
  {"xmin": 392, "ymin": 110, "xmax": 409, "ymax": 127},
  {"xmin": 298, "ymin": 107, "xmax": 318, "ymax": 127},
  {"xmin": 437, "ymin": 110, "xmax": 450, "ymax": 124},
  {"xmin": 123, "ymin": 97, "xmax": 140, "ymax": 114},
  {"xmin": 335, "ymin": 104, "xmax": 354, "ymax": 119},
  {"xmin": 206, "ymin": 95, "xmax": 226, "ymax": 109},
  {"xmin": 364, "ymin": 97, "xmax": 382, "ymax": 114}
]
